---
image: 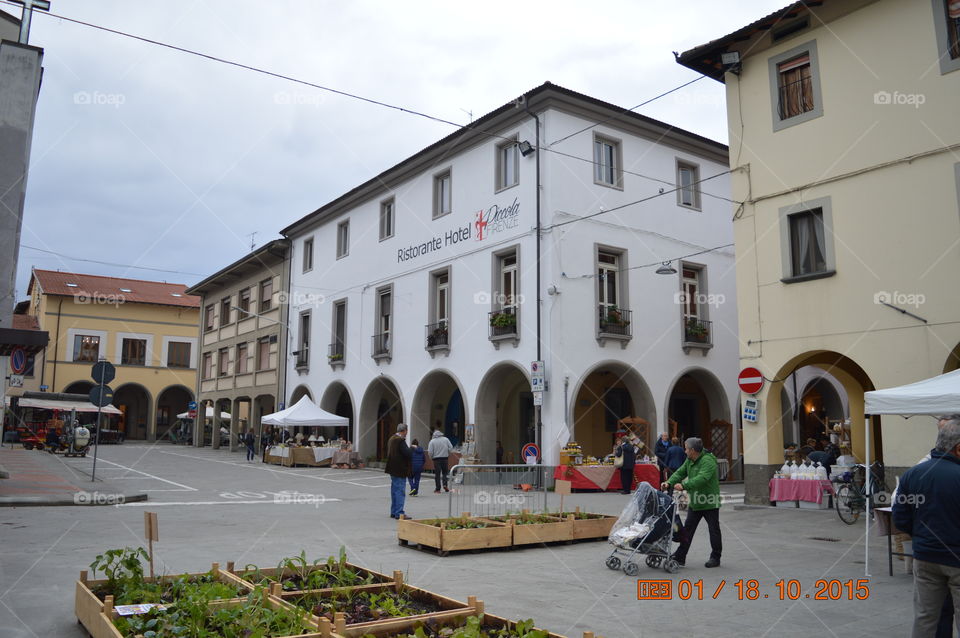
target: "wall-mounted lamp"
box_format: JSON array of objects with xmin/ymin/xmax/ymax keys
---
[
  {"xmin": 656, "ymin": 261, "xmax": 677, "ymax": 275},
  {"xmin": 518, "ymin": 140, "xmax": 535, "ymax": 157},
  {"xmin": 721, "ymin": 51, "xmax": 742, "ymax": 76},
  {"xmin": 547, "ymin": 284, "xmax": 560, "ymax": 296}
]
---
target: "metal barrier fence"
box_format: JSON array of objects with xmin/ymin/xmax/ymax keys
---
[{"xmin": 447, "ymin": 464, "xmax": 550, "ymax": 518}]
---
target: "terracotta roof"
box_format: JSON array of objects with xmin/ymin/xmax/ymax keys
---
[
  {"xmin": 12, "ymin": 314, "xmax": 40, "ymax": 330},
  {"xmin": 30, "ymin": 269, "xmax": 200, "ymax": 309}
]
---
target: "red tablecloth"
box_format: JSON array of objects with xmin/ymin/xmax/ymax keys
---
[
  {"xmin": 555, "ymin": 464, "xmax": 660, "ymax": 491},
  {"xmin": 768, "ymin": 479, "xmax": 834, "ymax": 504}
]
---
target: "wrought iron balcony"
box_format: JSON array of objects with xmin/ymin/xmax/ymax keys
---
[
  {"xmin": 327, "ymin": 342, "xmax": 344, "ymax": 365},
  {"xmin": 598, "ymin": 305, "xmax": 632, "ymax": 338},
  {"xmin": 371, "ymin": 332, "xmax": 391, "ymax": 358},
  {"xmin": 294, "ymin": 345, "xmax": 309, "ymax": 369},
  {"xmin": 488, "ymin": 307, "xmax": 517, "ymax": 339},
  {"xmin": 425, "ymin": 320, "xmax": 450, "ymax": 350},
  {"xmin": 683, "ymin": 317, "xmax": 712, "ymax": 346}
]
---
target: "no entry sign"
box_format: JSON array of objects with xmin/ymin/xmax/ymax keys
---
[{"xmin": 738, "ymin": 367, "xmax": 764, "ymax": 395}]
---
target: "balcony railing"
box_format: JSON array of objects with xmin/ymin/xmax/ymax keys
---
[
  {"xmin": 683, "ymin": 317, "xmax": 712, "ymax": 346},
  {"xmin": 425, "ymin": 320, "xmax": 449, "ymax": 349},
  {"xmin": 328, "ymin": 341, "xmax": 344, "ymax": 365},
  {"xmin": 488, "ymin": 307, "xmax": 517, "ymax": 339},
  {"xmin": 371, "ymin": 332, "xmax": 391, "ymax": 358},
  {"xmin": 294, "ymin": 345, "xmax": 309, "ymax": 368},
  {"xmin": 598, "ymin": 305, "xmax": 632, "ymax": 338}
]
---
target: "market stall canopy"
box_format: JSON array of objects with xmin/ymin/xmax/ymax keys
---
[
  {"xmin": 864, "ymin": 369, "xmax": 960, "ymax": 416},
  {"xmin": 177, "ymin": 407, "xmax": 232, "ymax": 420},
  {"xmin": 16, "ymin": 396, "xmax": 122, "ymax": 415},
  {"xmin": 261, "ymin": 396, "xmax": 349, "ymax": 428}
]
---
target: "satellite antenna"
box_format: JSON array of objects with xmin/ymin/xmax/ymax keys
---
[{"xmin": 247, "ymin": 232, "xmax": 257, "ymax": 252}]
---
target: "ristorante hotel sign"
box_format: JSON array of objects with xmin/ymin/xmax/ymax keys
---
[{"xmin": 397, "ymin": 197, "xmax": 520, "ymax": 263}]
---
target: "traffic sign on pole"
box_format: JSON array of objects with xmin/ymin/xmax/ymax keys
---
[
  {"xmin": 91, "ymin": 361, "xmax": 116, "ymax": 385},
  {"xmin": 738, "ymin": 367, "xmax": 764, "ymax": 395},
  {"xmin": 521, "ymin": 442, "xmax": 540, "ymax": 463},
  {"xmin": 530, "ymin": 360, "xmax": 544, "ymax": 392},
  {"xmin": 89, "ymin": 385, "xmax": 114, "ymax": 407},
  {"xmin": 10, "ymin": 347, "xmax": 26, "ymax": 374}
]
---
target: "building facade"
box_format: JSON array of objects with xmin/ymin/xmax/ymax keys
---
[
  {"xmin": 23, "ymin": 269, "xmax": 200, "ymax": 440},
  {"xmin": 185, "ymin": 240, "xmax": 290, "ymax": 450},
  {"xmin": 677, "ymin": 0, "xmax": 960, "ymax": 501},
  {"xmin": 280, "ymin": 83, "xmax": 741, "ymax": 468}
]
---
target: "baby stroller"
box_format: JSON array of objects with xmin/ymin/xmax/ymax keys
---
[{"xmin": 605, "ymin": 482, "xmax": 681, "ymax": 575}]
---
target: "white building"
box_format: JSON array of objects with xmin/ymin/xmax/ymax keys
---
[{"xmin": 281, "ymin": 82, "xmax": 740, "ymax": 469}]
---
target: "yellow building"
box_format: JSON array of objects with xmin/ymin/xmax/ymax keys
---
[
  {"xmin": 20, "ymin": 269, "xmax": 201, "ymax": 440},
  {"xmin": 678, "ymin": 0, "xmax": 960, "ymax": 501}
]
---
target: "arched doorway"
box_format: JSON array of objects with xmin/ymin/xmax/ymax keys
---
[
  {"xmin": 799, "ymin": 376, "xmax": 845, "ymax": 445},
  {"xmin": 358, "ymin": 377, "xmax": 404, "ymax": 461},
  {"xmin": 475, "ymin": 362, "xmax": 531, "ymax": 465},
  {"xmin": 569, "ymin": 362, "xmax": 656, "ymax": 459},
  {"xmin": 411, "ymin": 370, "xmax": 467, "ymax": 449},
  {"xmin": 156, "ymin": 385, "xmax": 192, "ymax": 441},
  {"xmin": 320, "ymin": 382, "xmax": 354, "ymax": 442},
  {"xmin": 289, "ymin": 385, "xmax": 313, "ymax": 404},
  {"xmin": 114, "ymin": 384, "xmax": 152, "ymax": 440},
  {"xmin": 64, "ymin": 381, "xmax": 93, "ymax": 395},
  {"xmin": 945, "ymin": 342, "xmax": 960, "ymax": 373},
  {"xmin": 665, "ymin": 368, "xmax": 732, "ymax": 469}
]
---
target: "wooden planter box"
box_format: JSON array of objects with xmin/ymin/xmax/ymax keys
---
[
  {"xmin": 482, "ymin": 515, "xmax": 573, "ymax": 546},
  {"xmin": 233, "ymin": 562, "xmax": 394, "ymax": 592},
  {"xmin": 75, "ymin": 563, "xmax": 251, "ymax": 638},
  {"xmin": 559, "ymin": 511, "xmax": 618, "ymax": 540},
  {"xmin": 397, "ymin": 516, "xmax": 512, "ymax": 553},
  {"xmin": 279, "ymin": 580, "xmax": 475, "ymax": 635}
]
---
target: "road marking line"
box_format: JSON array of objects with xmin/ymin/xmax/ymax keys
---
[
  {"xmin": 157, "ymin": 451, "xmax": 385, "ymax": 488},
  {"xmin": 117, "ymin": 499, "xmax": 342, "ymax": 507},
  {"xmin": 89, "ymin": 458, "xmax": 197, "ymax": 491}
]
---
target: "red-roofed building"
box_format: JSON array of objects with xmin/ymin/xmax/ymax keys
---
[{"xmin": 11, "ymin": 269, "xmax": 202, "ymax": 441}]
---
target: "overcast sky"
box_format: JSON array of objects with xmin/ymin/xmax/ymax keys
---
[{"xmin": 13, "ymin": 0, "xmax": 786, "ymax": 299}]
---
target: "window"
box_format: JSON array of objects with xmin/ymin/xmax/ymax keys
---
[
  {"xmin": 933, "ymin": 0, "xmax": 960, "ymax": 74},
  {"xmin": 680, "ymin": 265, "xmax": 711, "ymax": 347},
  {"xmin": 499, "ymin": 253, "xmax": 518, "ymax": 311},
  {"xmin": 336, "ymin": 221, "xmax": 350, "ymax": 259},
  {"xmin": 380, "ymin": 199, "xmax": 395, "ymax": 241},
  {"xmin": 433, "ymin": 171, "xmax": 452, "ymax": 218},
  {"xmin": 496, "ymin": 139, "xmax": 519, "ymax": 190},
  {"xmin": 677, "ymin": 161, "xmax": 701, "ymax": 209},
  {"xmin": 202, "ymin": 352, "xmax": 213, "ymax": 379},
  {"xmin": 257, "ymin": 338, "xmax": 271, "ymax": 371},
  {"xmin": 769, "ymin": 41, "xmax": 823, "ymax": 131},
  {"xmin": 779, "ymin": 196, "xmax": 835, "ymax": 282},
  {"xmin": 373, "ymin": 287, "xmax": 392, "ymax": 357},
  {"xmin": 167, "ymin": 341, "xmax": 191, "ymax": 368},
  {"xmin": 23, "ymin": 354, "xmax": 35, "ymax": 377},
  {"xmin": 238, "ymin": 288, "xmax": 251, "ymax": 316},
  {"xmin": 236, "ymin": 342, "xmax": 248, "ymax": 374},
  {"xmin": 593, "ymin": 134, "xmax": 622, "ymax": 187},
  {"xmin": 204, "ymin": 305, "xmax": 215, "ymax": 331},
  {"xmin": 73, "ymin": 335, "xmax": 100, "ymax": 362},
  {"xmin": 435, "ymin": 273, "xmax": 450, "ymax": 324},
  {"xmin": 331, "ymin": 300, "xmax": 346, "ymax": 363},
  {"xmin": 297, "ymin": 312, "xmax": 310, "ymax": 368},
  {"xmin": 597, "ymin": 248, "xmax": 631, "ymax": 339},
  {"xmin": 260, "ymin": 278, "xmax": 273, "ymax": 312},
  {"xmin": 598, "ymin": 251, "xmax": 619, "ymax": 310},
  {"xmin": 428, "ymin": 270, "xmax": 450, "ymax": 350},
  {"xmin": 681, "ymin": 267, "xmax": 700, "ymax": 321},
  {"xmin": 218, "ymin": 348, "xmax": 230, "ymax": 377},
  {"xmin": 303, "ymin": 238, "xmax": 314, "ymax": 272},
  {"xmin": 220, "ymin": 297, "xmax": 232, "ymax": 325}
]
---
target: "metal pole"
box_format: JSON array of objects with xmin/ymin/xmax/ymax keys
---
[
  {"xmin": 91, "ymin": 365, "xmax": 105, "ymax": 482},
  {"xmin": 864, "ymin": 415, "xmax": 871, "ymax": 577},
  {"xmin": 526, "ymin": 105, "xmax": 543, "ymax": 464}
]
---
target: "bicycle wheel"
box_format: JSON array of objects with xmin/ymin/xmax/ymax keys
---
[{"xmin": 835, "ymin": 485, "xmax": 861, "ymax": 525}]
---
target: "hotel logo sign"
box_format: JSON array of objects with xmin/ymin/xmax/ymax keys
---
[
  {"xmin": 474, "ymin": 197, "xmax": 520, "ymax": 241},
  {"xmin": 397, "ymin": 196, "xmax": 521, "ymax": 263}
]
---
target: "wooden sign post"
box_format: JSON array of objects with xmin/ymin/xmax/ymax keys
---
[
  {"xmin": 555, "ymin": 479, "xmax": 572, "ymax": 514},
  {"xmin": 143, "ymin": 511, "xmax": 158, "ymax": 578}
]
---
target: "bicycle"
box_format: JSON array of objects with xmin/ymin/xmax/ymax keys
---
[{"xmin": 832, "ymin": 462, "xmax": 891, "ymax": 525}]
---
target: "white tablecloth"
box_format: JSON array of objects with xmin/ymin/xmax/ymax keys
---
[
  {"xmin": 312, "ymin": 447, "xmax": 337, "ymax": 463},
  {"xmin": 268, "ymin": 446, "xmax": 290, "ymax": 458},
  {"xmin": 717, "ymin": 458, "xmax": 730, "ymax": 480}
]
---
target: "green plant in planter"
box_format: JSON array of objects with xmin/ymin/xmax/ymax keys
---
[
  {"xmin": 89, "ymin": 547, "xmax": 162, "ymax": 604},
  {"xmin": 360, "ymin": 614, "xmax": 549, "ymax": 638},
  {"xmin": 604, "ymin": 306, "xmax": 629, "ymax": 325},
  {"xmin": 685, "ymin": 318, "xmax": 708, "ymax": 339},
  {"xmin": 489, "ymin": 312, "xmax": 517, "ymax": 328},
  {"xmin": 328, "ymin": 353, "xmax": 344, "ymax": 362}
]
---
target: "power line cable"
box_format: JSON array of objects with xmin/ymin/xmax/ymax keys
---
[{"xmin": 20, "ymin": 244, "xmax": 205, "ymax": 276}]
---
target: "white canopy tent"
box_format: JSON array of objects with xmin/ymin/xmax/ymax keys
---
[
  {"xmin": 177, "ymin": 407, "xmax": 232, "ymax": 420},
  {"xmin": 261, "ymin": 396, "xmax": 349, "ymax": 428},
  {"xmin": 859, "ymin": 368, "xmax": 960, "ymax": 575}
]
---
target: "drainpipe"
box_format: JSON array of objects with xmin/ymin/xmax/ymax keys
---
[
  {"xmin": 523, "ymin": 102, "xmax": 542, "ymax": 459},
  {"xmin": 50, "ymin": 297, "xmax": 63, "ymax": 392}
]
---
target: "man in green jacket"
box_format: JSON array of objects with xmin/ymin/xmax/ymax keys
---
[{"xmin": 662, "ymin": 437, "xmax": 722, "ymax": 568}]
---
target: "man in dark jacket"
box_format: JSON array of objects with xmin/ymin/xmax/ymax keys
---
[
  {"xmin": 893, "ymin": 420, "xmax": 960, "ymax": 637},
  {"xmin": 616, "ymin": 435, "xmax": 636, "ymax": 494},
  {"xmin": 385, "ymin": 423, "xmax": 412, "ymax": 519},
  {"xmin": 655, "ymin": 432, "xmax": 671, "ymax": 482}
]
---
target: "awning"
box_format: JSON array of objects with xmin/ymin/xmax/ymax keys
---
[
  {"xmin": 864, "ymin": 368, "xmax": 960, "ymax": 416},
  {"xmin": 261, "ymin": 396, "xmax": 349, "ymax": 428},
  {"xmin": 177, "ymin": 407, "xmax": 231, "ymax": 420},
  {"xmin": 0, "ymin": 327, "xmax": 49, "ymax": 355},
  {"xmin": 16, "ymin": 397, "xmax": 122, "ymax": 415}
]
